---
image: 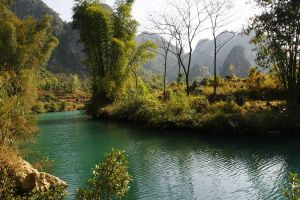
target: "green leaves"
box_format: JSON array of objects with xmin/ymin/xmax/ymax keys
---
[
  {"xmin": 73, "ymin": 0, "xmax": 156, "ymax": 116},
  {"xmin": 76, "ymin": 149, "xmax": 131, "ymax": 200},
  {"xmin": 0, "ymin": 2, "xmax": 57, "ymax": 144},
  {"xmin": 249, "ymin": 0, "xmax": 300, "ymax": 105},
  {"xmin": 283, "ymin": 172, "xmax": 300, "ymax": 200}
]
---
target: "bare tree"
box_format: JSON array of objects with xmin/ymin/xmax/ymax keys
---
[
  {"xmin": 160, "ymin": 37, "xmax": 173, "ymax": 100},
  {"xmin": 203, "ymin": 0, "xmax": 235, "ymax": 97},
  {"xmin": 141, "ymin": 33, "xmax": 173, "ymax": 100},
  {"xmin": 151, "ymin": 0, "xmax": 208, "ymax": 95}
]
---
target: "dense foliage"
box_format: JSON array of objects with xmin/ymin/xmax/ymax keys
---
[
  {"xmin": 33, "ymin": 69, "xmax": 90, "ymax": 113},
  {"xmin": 73, "ymin": 0, "xmax": 156, "ymax": 116},
  {"xmin": 76, "ymin": 149, "xmax": 131, "ymax": 200},
  {"xmin": 0, "ymin": 1, "xmax": 58, "ymax": 145},
  {"xmin": 283, "ymin": 172, "xmax": 300, "ymax": 200},
  {"xmin": 99, "ymin": 71, "xmax": 292, "ymax": 134},
  {"xmin": 0, "ymin": 2, "xmax": 69, "ymax": 199},
  {"xmin": 249, "ymin": 0, "xmax": 300, "ymax": 107}
]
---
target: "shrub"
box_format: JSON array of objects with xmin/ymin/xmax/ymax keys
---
[
  {"xmin": 76, "ymin": 149, "xmax": 131, "ymax": 200},
  {"xmin": 46, "ymin": 102, "xmax": 60, "ymax": 113},
  {"xmin": 283, "ymin": 172, "xmax": 300, "ymax": 200},
  {"xmin": 32, "ymin": 102, "xmax": 46, "ymax": 113},
  {"xmin": 205, "ymin": 101, "xmax": 242, "ymax": 115},
  {"xmin": 190, "ymin": 96, "xmax": 209, "ymax": 113}
]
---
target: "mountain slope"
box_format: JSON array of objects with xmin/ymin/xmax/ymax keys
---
[
  {"xmin": 11, "ymin": 0, "xmax": 87, "ymax": 75},
  {"xmin": 138, "ymin": 32, "xmax": 256, "ymax": 81},
  {"xmin": 191, "ymin": 32, "xmax": 256, "ymax": 75},
  {"xmin": 10, "ymin": 0, "xmax": 257, "ymax": 80}
]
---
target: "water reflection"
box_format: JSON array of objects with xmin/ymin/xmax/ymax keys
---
[{"xmin": 28, "ymin": 111, "xmax": 299, "ymax": 200}]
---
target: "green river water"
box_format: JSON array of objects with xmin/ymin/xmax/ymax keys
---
[{"xmin": 28, "ymin": 111, "xmax": 300, "ymax": 199}]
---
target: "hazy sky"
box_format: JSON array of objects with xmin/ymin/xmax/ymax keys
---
[{"xmin": 42, "ymin": 0, "xmax": 259, "ymax": 38}]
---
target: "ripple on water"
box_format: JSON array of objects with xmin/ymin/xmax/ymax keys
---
[{"xmin": 29, "ymin": 112, "xmax": 297, "ymax": 200}]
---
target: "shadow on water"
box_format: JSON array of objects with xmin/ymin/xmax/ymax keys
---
[{"xmin": 29, "ymin": 111, "xmax": 300, "ymax": 200}]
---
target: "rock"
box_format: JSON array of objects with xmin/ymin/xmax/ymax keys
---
[
  {"xmin": 17, "ymin": 160, "xmax": 67, "ymax": 192},
  {"xmin": 1, "ymin": 157, "xmax": 67, "ymax": 192}
]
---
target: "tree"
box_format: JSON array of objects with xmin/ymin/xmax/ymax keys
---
[
  {"xmin": 142, "ymin": 33, "xmax": 173, "ymax": 99},
  {"xmin": 249, "ymin": 0, "xmax": 300, "ymax": 107},
  {"xmin": 67, "ymin": 74, "xmax": 81, "ymax": 95},
  {"xmin": 203, "ymin": 0, "xmax": 235, "ymax": 97},
  {"xmin": 161, "ymin": 37, "xmax": 172, "ymax": 99},
  {"xmin": 73, "ymin": 0, "xmax": 155, "ymax": 116},
  {"xmin": 151, "ymin": 0, "xmax": 207, "ymax": 95},
  {"xmin": 0, "ymin": 2, "xmax": 58, "ymax": 144},
  {"xmin": 76, "ymin": 149, "xmax": 131, "ymax": 200}
]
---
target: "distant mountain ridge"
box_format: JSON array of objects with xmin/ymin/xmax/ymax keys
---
[
  {"xmin": 11, "ymin": 0, "xmax": 88, "ymax": 75},
  {"xmin": 137, "ymin": 32, "xmax": 257, "ymax": 81},
  {"xmin": 11, "ymin": 0, "xmax": 257, "ymax": 81}
]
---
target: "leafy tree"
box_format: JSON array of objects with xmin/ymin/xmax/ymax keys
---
[
  {"xmin": 67, "ymin": 74, "xmax": 82, "ymax": 95},
  {"xmin": 76, "ymin": 149, "xmax": 131, "ymax": 200},
  {"xmin": 0, "ymin": 3, "xmax": 65, "ymax": 199},
  {"xmin": 73, "ymin": 0, "xmax": 155, "ymax": 116},
  {"xmin": 0, "ymin": 2, "xmax": 58, "ymax": 143},
  {"xmin": 249, "ymin": 0, "xmax": 300, "ymax": 107}
]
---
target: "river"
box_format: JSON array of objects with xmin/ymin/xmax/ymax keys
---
[{"xmin": 28, "ymin": 111, "xmax": 300, "ymax": 199}]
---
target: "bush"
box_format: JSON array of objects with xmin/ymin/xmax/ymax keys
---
[
  {"xmin": 76, "ymin": 149, "xmax": 131, "ymax": 200},
  {"xmin": 205, "ymin": 101, "xmax": 242, "ymax": 115},
  {"xmin": 283, "ymin": 172, "xmax": 300, "ymax": 200},
  {"xmin": 190, "ymin": 96, "xmax": 209, "ymax": 113},
  {"xmin": 45, "ymin": 102, "xmax": 60, "ymax": 113},
  {"xmin": 0, "ymin": 162, "xmax": 17, "ymax": 200},
  {"xmin": 32, "ymin": 102, "xmax": 46, "ymax": 113}
]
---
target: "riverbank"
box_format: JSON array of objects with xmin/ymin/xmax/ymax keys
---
[
  {"xmin": 99, "ymin": 98, "xmax": 298, "ymax": 135},
  {"xmin": 97, "ymin": 75, "xmax": 300, "ymax": 135}
]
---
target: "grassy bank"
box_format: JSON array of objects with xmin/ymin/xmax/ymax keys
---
[{"xmin": 97, "ymin": 74, "xmax": 300, "ymax": 135}]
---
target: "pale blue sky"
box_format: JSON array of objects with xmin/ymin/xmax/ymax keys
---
[
  {"xmin": 42, "ymin": 0, "xmax": 258, "ymax": 38},
  {"xmin": 41, "ymin": 0, "xmax": 166, "ymax": 23}
]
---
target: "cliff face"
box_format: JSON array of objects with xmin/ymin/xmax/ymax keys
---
[
  {"xmin": 138, "ymin": 32, "xmax": 256, "ymax": 81},
  {"xmin": 10, "ymin": 0, "xmax": 87, "ymax": 75},
  {"xmin": 222, "ymin": 45, "xmax": 251, "ymax": 77}
]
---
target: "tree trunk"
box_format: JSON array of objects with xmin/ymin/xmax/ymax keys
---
[
  {"xmin": 213, "ymin": 35, "xmax": 217, "ymax": 98},
  {"xmin": 186, "ymin": 74, "xmax": 190, "ymax": 96},
  {"xmin": 177, "ymin": 55, "xmax": 182, "ymax": 84},
  {"xmin": 163, "ymin": 53, "xmax": 168, "ymax": 100}
]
